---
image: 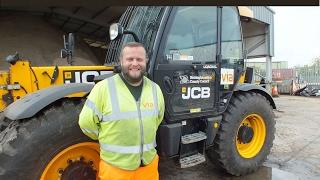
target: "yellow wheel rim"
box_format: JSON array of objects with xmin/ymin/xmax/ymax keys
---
[
  {"xmin": 236, "ymin": 114, "xmax": 266, "ymax": 158},
  {"xmin": 40, "ymin": 142, "xmax": 100, "ymax": 180}
]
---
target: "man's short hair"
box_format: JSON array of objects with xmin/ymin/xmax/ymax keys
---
[{"xmin": 119, "ymin": 42, "xmax": 148, "ymax": 61}]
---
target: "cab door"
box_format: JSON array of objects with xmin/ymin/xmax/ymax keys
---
[{"xmin": 152, "ymin": 6, "xmax": 219, "ymax": 123}]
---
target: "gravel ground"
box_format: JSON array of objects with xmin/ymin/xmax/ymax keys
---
[{"xmin": 265, "ymin": 95, "xmax": 320, "ymax": 180}]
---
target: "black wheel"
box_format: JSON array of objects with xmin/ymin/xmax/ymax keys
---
[
  {"xmin": 207, "ymin": 92, "xmax": 275, "ymax": 176},
  {"xmin": 0, "ymin": 99, "xmax": 100, "ymax": 180}
]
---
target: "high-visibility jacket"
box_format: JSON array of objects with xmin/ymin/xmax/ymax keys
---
[{"xmin": 79, "ymin": 74, "xmax": 165, "ymax": 170}]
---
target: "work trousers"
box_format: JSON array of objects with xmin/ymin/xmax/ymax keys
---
[{"xmin": 98, "ymin": 155, "xmax": 159, "ymax": 180}]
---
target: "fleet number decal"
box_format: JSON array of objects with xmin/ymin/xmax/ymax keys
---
[
  {"xmin": 63, "ymin": 70, "xmax": 112, "ymax": 84},
  {"xmin": 181, "ymin": 87, "xmax": 210, "ymax": 99},
  {"xmin": 221, "ymin": 68, "xmax": 234, "ymax": 85}
]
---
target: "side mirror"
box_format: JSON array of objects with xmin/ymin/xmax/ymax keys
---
[
  {"xmin": 61, "ymin": 33, "xmax": 75, "ymax": 65},
  {"xmin": 109, "ymin": 23, "xmax": 140, "ymax": 42},
  {"xmin": 109, "ymin": 23, "xmax": 124, "ymax": 41},
  {"xmin": 6, "ymin": 52, "xmax": 20, "ymax": 65}
]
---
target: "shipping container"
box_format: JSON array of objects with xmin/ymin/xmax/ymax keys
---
[{"xmin": 272, "ymin": 69, "xmax": 295, "ymax": 81}]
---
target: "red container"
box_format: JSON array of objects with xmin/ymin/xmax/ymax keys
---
[{"xmin": 272, "ymin": 69, "xmax": 295, "ymax": 81}]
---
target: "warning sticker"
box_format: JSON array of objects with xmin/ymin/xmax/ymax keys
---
[{"xmin": 221, "ymin": 68, "xmax": 234, "ymax": 85}]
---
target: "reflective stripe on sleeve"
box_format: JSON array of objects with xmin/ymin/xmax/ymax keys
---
[
  {"xmin": 100, "ymin": 141, "xmax": 156, "ymax": 154},
  {"xmin": 81, "ymin": 128, "xmax": 99, "ymax": 136},
  {"xmin": 85, "ymin": 99, "xmax": 103, "ymax": 120}
]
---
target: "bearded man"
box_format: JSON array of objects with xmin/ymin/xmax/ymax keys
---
[{"xmin": 79, "ymin": 42, "xmax": 165, "ymax": 180}]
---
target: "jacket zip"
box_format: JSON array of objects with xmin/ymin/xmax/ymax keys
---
[{"xmin": 136, "ymin": 100, "xmax": 144, "ymax": 165}]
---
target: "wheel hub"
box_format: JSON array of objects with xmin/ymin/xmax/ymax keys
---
[
  {"xmin": 238, "ymin": 125, "xmax": 254, "ymax": 144},
  {"xmin": 61, "ymin": 160, "xmax": 96, "ymax": 180},
  {"xmin": 40, "ymin": 142, "xmax": 100, "ymax": 180}
]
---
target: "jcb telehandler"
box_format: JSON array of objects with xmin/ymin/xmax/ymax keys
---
[{"xmin": 0, "ymin": 6, "xmax": 275, "ymax": 179}]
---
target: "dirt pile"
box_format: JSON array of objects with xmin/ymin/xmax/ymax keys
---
[{"xmin": 0, "ymin": 12, "xmax": 102, "ymax": 70}]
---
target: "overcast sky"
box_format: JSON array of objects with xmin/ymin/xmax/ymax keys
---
[{"xmin": 270, "ymin": 6, "xmax": 320, "ymax": 67}]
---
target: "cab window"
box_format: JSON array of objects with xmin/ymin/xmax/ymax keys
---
[
  {"xmin": 163, "ymin": 6, "xmax": 217, "ymax": 62},
  {"xmin": 221, "ymin": 7, "xmax": 243, "ymax": 63}
]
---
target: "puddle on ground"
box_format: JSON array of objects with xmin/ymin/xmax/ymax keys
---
[
  {"xmin": 159, "ymin": 159, "xmax": 301, "ymax": 180},
  {"xmin": 229, "ymin": 166, "xmax": 300, "ymax": 180},
  {"xmin": 268, "ymin": 168, "xmax": 300, "ymax": 180}
]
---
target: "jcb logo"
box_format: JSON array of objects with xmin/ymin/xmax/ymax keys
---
[
  {"xmin": 63, "ymin": 70, "xmax": 112, "ymax": 84},
  {"xmin": 181, "ymin": 87, "xmax": 210, "ymax": 99}
]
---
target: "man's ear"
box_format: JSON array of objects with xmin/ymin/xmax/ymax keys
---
[{"xmin": 119, "ymin": 59, "xmax": 123, "ymax": 67}]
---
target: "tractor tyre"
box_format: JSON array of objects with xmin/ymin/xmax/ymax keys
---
[
  {"xmin": 207, "ymin": 92, "xmax": 275, "ymax": 176},
  {"xmin": 0, "ymin": 99, "xmax": 100, "ymax": 180}
]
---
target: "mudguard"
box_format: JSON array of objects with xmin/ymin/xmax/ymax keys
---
[
  {"xmin": 235, "ymin": 83, "xmax": 276, "ymax": 109},
  {"xmin": 4, "ymin": 83, "xmax": 94, "ymax": 121}
]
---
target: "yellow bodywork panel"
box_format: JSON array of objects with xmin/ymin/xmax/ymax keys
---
[
  {"xmin": 238, "ymin": 71, "xmax": 246, "ymax": 84},
  {"xmin": 0, "ymin": 60, "xmax": 113, "ymax": 111},
  {"xmin": 0, "ymin": 71, "xmax": 9, "ymax": 111}
]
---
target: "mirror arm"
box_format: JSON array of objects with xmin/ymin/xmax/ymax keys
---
[{"xmin": 123, "ymin": 30, "xmax": 140, "ymax": 43}]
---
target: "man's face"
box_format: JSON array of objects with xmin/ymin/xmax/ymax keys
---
[{"xmin": 120, "ymin": 46, "xmax": 147, "ymax": 84}]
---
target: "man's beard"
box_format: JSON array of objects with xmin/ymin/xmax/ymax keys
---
[{"xmin": 121, "ymin": 67, "xmax": 145, "ymax": 84}]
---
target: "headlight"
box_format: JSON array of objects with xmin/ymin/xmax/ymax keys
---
[{"xmin": 109, "ymin": 23, "xmax": 120, "ymax": 41}]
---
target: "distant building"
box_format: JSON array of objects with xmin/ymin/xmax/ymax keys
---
[{"xmin": 245, "ymin": 60, "xmax": 288, "ymax": 77}]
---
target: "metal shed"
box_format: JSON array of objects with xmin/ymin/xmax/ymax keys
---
[{"xmin": 241, "ymin": 6, "xmax": 275, "ymax": 92}]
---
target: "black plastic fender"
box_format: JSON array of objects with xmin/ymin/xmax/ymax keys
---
[
  {"xmin": 4, "ymin": 83, "xmax": 94, "ymax": 120},
  {"xmin": 234, "ymin": 83, "xmax": 276, "ymax": 109}
]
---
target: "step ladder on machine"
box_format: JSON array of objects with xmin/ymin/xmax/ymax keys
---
[{"xmin": 179, "ymin": 130, "xmax": 207, "ymax": 168}]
